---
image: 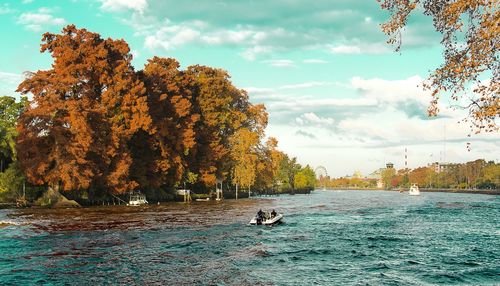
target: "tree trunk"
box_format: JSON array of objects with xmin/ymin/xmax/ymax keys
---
[{"xmin": 236, "ymin": 184, "xmax": 238, "ymax": 200}]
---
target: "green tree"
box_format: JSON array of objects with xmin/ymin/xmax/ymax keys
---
[
  {"xmin": 0, "ymin": 96, "xmax": 27, "ymax": 172},
  {"xmin": 294, "ymin": 165, "xmax": 316, "ymax": 190},
  {"xmin": 478, "ymin": 162, "xmax": 499, "ymax": 189},
  {"xmin": 381, "ymin": 168, "xmax": 396, "ymax": 190},
  {"xmin": 0, "ymin": 162, "xmax": 24, "ymax": 202}
]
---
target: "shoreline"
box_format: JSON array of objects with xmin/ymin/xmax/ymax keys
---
[
  {"xmin": 325, "ymin": 188, "xmax": 500, "ymax": 195},
  {"xmin": 1, "ymin": 188, "xmax": 498, "ymax": 210}
]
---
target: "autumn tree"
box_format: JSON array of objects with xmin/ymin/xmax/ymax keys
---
[
  {"xmin": 252, "ymin": 137, "xmax": 277, "ymax": 191},
  {"xmin": 409, "ymin": 167, "xmax": 432, "ymax": 187},
  {"xmin": 379, "ymin": 0, "xmax": 499, "ymax": 133},
  {"xmin": 16, "ymin": 25, "xmax": 151, "ymax": 194},
  {"xmin": 132, "ymin": 57, "xmax": 198, "ymax": 189},
  {"xmin": 229, "ymin": 128, "xmax": 259, "ymax": 198},
  {"xmin": 186, "ymin": 66, "xmax": 249, "ymax": 186},
  {"xmin": 229, "ymin": 102, "xmax": 268, "ymax": 197}
]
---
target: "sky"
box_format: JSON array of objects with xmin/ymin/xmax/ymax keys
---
[{"xmin": 0, "ymin": 0, "xmax": 498, "ymax": 177}]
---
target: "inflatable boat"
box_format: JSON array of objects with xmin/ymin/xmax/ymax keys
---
[{"xmin": 249, "ymin": 213, "xmax": 284, "ymax": 225}]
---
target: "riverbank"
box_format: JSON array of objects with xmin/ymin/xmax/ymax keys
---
[{"xmin": 325, "ymin": 188, "xmax": 500, "ymax": 195}]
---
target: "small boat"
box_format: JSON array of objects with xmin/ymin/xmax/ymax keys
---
[
  {"xmin": 128, "ymin": 192, "xmax": 148, "ymax": 206},
  {"xmin": 409, "ymin": 183, "xmax": 420, "ymax": 196},
  {"xmin": 249, "ymin": 212, "xmax": 284, "ymax": 226},
  {"xmin": 195, "ymin": 198, "xmax": 210, "ymax": 202}
]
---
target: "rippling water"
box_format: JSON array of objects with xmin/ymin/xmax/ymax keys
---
[{"xmin": 1, "ymin": 190, "xmax": 499, "ymax": 285}]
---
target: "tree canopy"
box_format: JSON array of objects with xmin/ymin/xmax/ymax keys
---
[
  {"xmin": 379, "ymin": 0, "xmax": 499, "ymax": 133},
  {"xmin": 13, "ymin": 25, "xmax": 306, "ymax": 199},
  {"xmin": 16, "ymin": 25, "xmax": 152, "ymax": 193}
]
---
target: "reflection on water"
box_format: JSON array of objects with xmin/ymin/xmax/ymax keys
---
[{"xmin": 1, "ymin": 191, "xmax": 499, "ymax": 285}]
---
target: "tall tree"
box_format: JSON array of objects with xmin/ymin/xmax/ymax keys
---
[
  {"xmin": 133, "ymin": 57, "xmax": 199, "ymax": 188},
  {"xmin": 379, "ymin": 0, "xmax": 499, "ymax": 133},
  {"xmin": 16, "ymin": 25, "xmax": 151, "ymax": 193},
  {"xmin": 230, "ymin": 128, "xmax": 259, "ymax": 198},
  {"xmin": 187, "ymin": 65, "xmax": 249, "ymax": 185}
]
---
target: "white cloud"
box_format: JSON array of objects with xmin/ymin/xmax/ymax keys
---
[
  {"xmin": 201, "ymin": 29, "xmax": 254, "ymax": 45},
  {"xmin": 302, "ymin": 59, "xmax": 329, "ymax": 64},
  {"xmin": 295, "ymin": 129, "xmax": 317, "ymax": 139},
  {"xmin": 100, "ymin": 0, "xmax": 148, "ymax": 13},
  {"xmin": 241, "ymin": 45, "xmax": 274, "ymax": 60},
  {"xmin": 145, "ymin": 25, "xmax": 200, "ymax": 50},
  {"xmin": 280, "ymin": 82, "xmax": 332, "ymax": 89},
  {"xmin": 18, "ymin": 8, "xmax": 66, "ymax": 32},
  {"xmin": 330, "ymin": 45, "xmax": 361, "ymax": 54},
  {"xmin": 262, "ymin": 59, "xmax": 295, "ymax": 68},
  {"xmin": 245, "ymin": 81, "xmax": 342, "ymax": 99},
  {"xmin": 113, "ymin": 0, "xmax": 441, "ymax": 61},
  {"xmin": 351, "ymin": 75, "xmax": 429, "ymax": 106},
  {"xmin": 267, "ymin": 98, "xmax": 377, "ymax": 112},
  {"xmin": 141, "ymin": 21, "xmax": 296, "ymax": 61},
  {"xmin": 330, "ymin": 43, "xmax": 390, "ymax": 54},
  {"xmin": 296, "ymin": 112, "xmax": 335, "ymax": 126},
  {"xmin": 0, "ymin": 72, "xmax": 23, "ymax": 97}
]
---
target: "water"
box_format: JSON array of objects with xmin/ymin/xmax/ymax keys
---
[{"xmin": 1, "ymin": 190, "xmax": 499, "ymax": 285}]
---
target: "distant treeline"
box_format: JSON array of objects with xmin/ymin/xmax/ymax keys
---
[
  {"xmin": 319, "ymin": 159, "xmax": 499, "ymax": 190},
  {"xmin": 380, "ymin": 160, "xmax": 499, "ymax": 190},
  {"xmin": 0, "ymin": 25, "xmax": 316, "ymax": 204}
]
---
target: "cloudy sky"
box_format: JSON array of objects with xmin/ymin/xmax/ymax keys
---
[{"xmin": 0, "ymin": 0, "xmax": 498, "ymax": 177}]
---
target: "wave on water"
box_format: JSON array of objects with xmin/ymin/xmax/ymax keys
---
[
  {"xmin": 0, "ymin": 220, "xmax": 23, "ymax": 227},
  {"xmin": 0, "ymin": 191, "xmax": 498, "ymax": 285}
]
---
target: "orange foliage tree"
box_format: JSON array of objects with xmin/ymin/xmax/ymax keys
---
[
  {"xmin": 15, "ymin": 25, "xmax": 290, "ymax": 198},
  {"xmin": 379, "ymin": 0, "xmax": 499, "ymax": 133},
  {"xmin": 16, "ymin": 25, "xmax": 152, "ymax": 194},
  {"xmin": 186, "ymin": 66, "xmax": 250, "ymax": 186},
  {"xmin": 132, "ymin": 57, "xmax": 199, "ymax": 188}
]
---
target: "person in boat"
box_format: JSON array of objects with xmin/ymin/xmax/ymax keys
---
[
  {"xmin": 271, "ymin": 209, "xmax": 277, "ymax": 218},
  {"xmin": 256, "ymin": 209, "xmax": 264, "ymax": 224},
  {"xmin": 257, "ymin": 209, "xmax": 264, "ymax": 219}
]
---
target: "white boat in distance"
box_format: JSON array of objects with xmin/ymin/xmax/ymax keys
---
[
  {"xmin": 409, "ymin": 184, "xmax": 420, "ymax": 196},
  {"xmin": 128, "ymin": 193, "xmax": 148, "ymax": 206},
  {"xmin": 249, "ymin": 212, "xmax": 284, "ymax": 226}
]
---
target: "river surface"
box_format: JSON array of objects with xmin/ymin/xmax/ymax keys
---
[{"xmin": 0, "ymin": 190, "xmax": 499, "ymax": 285}]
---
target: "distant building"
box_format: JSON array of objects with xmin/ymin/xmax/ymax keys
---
[
  {"xmin": 428, "ymin": 162, "xmax": 459, "ymax": 173},
  {"xmin": 386, "ymin": 162, "xmax": 394, "ymax": 169}
]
